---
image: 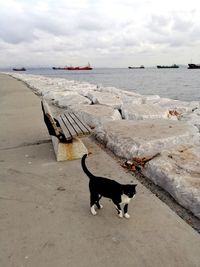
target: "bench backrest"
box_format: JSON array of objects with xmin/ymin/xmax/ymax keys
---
[
  {"xmin": 41, "ymin": 99, "xmax": 61, "ymax": 137},
  {"xmin": 41, "ymin": 99, "xmax": 69, "ymax": 142}
]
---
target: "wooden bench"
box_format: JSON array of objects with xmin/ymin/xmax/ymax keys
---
[{"xmin": 41, "ymin": 99, "xmax": 91, "ymax": 161}]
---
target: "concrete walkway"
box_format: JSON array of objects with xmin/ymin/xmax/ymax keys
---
[{"xmin": 1, "ymin": 73, "xmax": 200, "ymax": 267}]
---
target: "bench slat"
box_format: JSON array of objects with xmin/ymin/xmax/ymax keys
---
[
  {"xmin": 63, "ymin": 112, "xmax": 91, "ymax": 135},
  {"xmin": 66, "ymin": 113, "xmax": 88, "ymax": 136},
  {"xmin": 63, "ymin": 113, "xmax": 83, "ymax": 136},
  {"xmin": 57, "ymin": 116, "xmax": 73, "ymax": 141},
  {"xmin": 69, "ymin": 113, "xmax": 91, "ymax": 135},
  {"xmin": 59, "ymin": 114, "xmax": 78, "ymax": 137},
  {"xmin": 58, "ymin": 112, "xmax": 91, "ymax": 138}
]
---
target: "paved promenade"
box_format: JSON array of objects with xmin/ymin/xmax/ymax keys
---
[{"xmin": 1, "ymin": 73, "xmax": 200, "ymax": 267}]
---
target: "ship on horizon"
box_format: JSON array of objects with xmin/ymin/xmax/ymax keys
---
[
  {"xmin": 12, "ymin": 67, "xmax": 26, "ymax": 71},
  {"xmin": 157, "ymin": 64, "xmax": 179, "ymax": 69},
  {"xmin": 52, "ymin": 67, "xmax": 65, "ymax": 70},
  {"xmin": 128, "ymin": 65, "xmax": 145, "ymax": 69},
  {"xmin": 188, "ymin": 63, "xmax": 200, "ymax": 69},
  {"xmin": 52, "ymin": 63, "xmax": 93, "ymax": 70}
]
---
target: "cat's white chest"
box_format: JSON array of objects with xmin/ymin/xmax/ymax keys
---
[{"xmin": 120, "ymin": 194, "xmax": 131, "ymax": 204}]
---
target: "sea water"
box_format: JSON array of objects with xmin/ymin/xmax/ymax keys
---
[{"xmin": 9, "ymin": 67, "xmax": 200, "ymax": 102}]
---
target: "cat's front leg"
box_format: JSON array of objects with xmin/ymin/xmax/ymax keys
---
[
  {"xmin": 96, "ymin": 202, "xmax": 103, "ymax": 209},
  {"xmin": 90, "ymin": 205, "xmax": 97, "ymax": 215},
  {"xmin": 124, "ymin": 204, "xmax": 130, "ymax": 219},
  {"xmin": 114, "ymin": 203, "xmax": 123, "ymax": 218}
]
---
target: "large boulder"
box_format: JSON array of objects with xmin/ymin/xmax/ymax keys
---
[
  {"xmin": 94, "ymin": 119, "xmax": 199, "ymax": 159},
  {"xmin": 156, "ymin": 98, "xmax": 200, "ymax": 113},
  {"xmin": 86, "ymin": 91, "xmax": 122, "ymax": 109},
  {"xmin": 143, "ymin": 145, "xmax": 200, "ymax": 218},
  {"xmin": 142, "ymin": 94, "xmax": 161, "ymax": 104},
  {"xmin": 54, "ymin": 92, "xmax": 91, "ymax": 108},
  {"xmin": 180, "ymin": 108, "xmax": 200, "ymax": 132},
  {"xmin": 71, "ymin": 104, "xmax": 122, "ymax": 128},
  {"xmin": 121, "ymin": 95, "xmax": 143, "ymax": 105},
  {"xmin": 95, "ymin": 86, "xmax": 122, "ymax": 95},
  {"xmin": 121, "ymin": 103, "xmax": 169, "ymax": 120},
  {"xmin": 44, "ymin": 90, "xmax": 75, "ymax": 102}
]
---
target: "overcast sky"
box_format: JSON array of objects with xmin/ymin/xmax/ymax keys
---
[{"xmin": 1, "ymin": 0, "xmax": 200, "ymax": 68}]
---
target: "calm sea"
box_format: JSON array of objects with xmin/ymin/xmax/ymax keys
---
[{"xmin": 5, "ymin": 67, "xmax": 200, "ymax": 102}]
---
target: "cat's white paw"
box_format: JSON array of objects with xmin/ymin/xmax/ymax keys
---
[
  {"xmin": 91, "ymin": 205, "xmax": 97, "ymax": 215},
  {"xmin": 100, "ymin": 204, "xmax": 103, "ymax": 209},
  {"xmin": 118, "ymin": 211, "xmax": 123, "ymax": 218},
  {"xmin": 124, "ymin": 213, "xmax": 130, "ymax": 219}
]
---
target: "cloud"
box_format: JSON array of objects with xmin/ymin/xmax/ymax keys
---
[
  {"xmin": 1, "ymin": 0, "xmax": 200, "ymax": 67},
  {"xmin": 0, "ymin": 2, "xmax": 35, "ymax": 44},
  {"xmin": 172, "ymin": 16, "xmax": 193, "ymax": 32}
]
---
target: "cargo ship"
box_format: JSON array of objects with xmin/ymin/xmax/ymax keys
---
[
  {"xmin": 128, "ymin": 65, "xmax": 145, "ymax": 69},
  {"xmin": 52, "ymin": 67, "xmax": 65, "ymax": 70},
  {"xmin": 64, "ymin": 63, "xmax": 92, "ymax": 70},
  {"xmin": 52, "ymin": 63, "xmax": 93, "ymax": 70},
  {"xmin": 188, "ymin": 63, "xmax": 200, "ymax": 69},
  {"xmin": 157, "ymin": 64, "xmax": 179, "ymax": 69},
  {"xmin": 12, "ymin": 67, "xmax": 26, "ymax": 71}
]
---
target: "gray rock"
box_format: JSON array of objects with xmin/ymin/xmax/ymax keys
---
[
  {"xmin": 54, "ymin": 93, "xmax": 91, "ymax": 108},
  {"xmin": 121, "ymin": 103, "xmax": 169, "ymax": 120},
  {"xmin": 86, "ymin": 91, "xmax": 123, "ymax": 109},
  {"xmin": 94, "ymin": 119, "xmax": 199, "ymax": 159},
  {"xmin": 71, "ymin": 104, "xmax": 122, "ymax": 128},
  {"xmin": 143, "ymin": 146, "xmax": 200, "ymax": 218}
]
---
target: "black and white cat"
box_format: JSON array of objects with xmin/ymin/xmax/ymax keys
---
[{"xmin": 81, "ymin": 154, "xmax": 137, "ymax": 219}]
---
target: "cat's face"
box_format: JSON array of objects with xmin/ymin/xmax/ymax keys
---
[{"xmin": 123, "ymin": 184, "xmax": 137, "ymax": 198}]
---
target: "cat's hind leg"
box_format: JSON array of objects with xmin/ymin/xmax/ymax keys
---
[
  {"xmin": 96, "ymin": 195, "xmax": 103, "ymax": 210},
  {"xmin": 90, "ymin": 193, "xmax": 99, "ymax": 215}
]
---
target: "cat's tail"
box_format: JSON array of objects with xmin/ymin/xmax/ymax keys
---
[{"xmin": 81, "ymin": 154, "xmax": 95, "ymax": 179}]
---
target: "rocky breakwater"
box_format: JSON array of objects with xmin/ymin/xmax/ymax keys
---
[{"xmin": 9, "ymin": 73, "xmax": 200, "ymax": 219}]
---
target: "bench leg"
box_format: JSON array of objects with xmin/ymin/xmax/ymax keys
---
[{"xmin": 51, "ymin": 136, "xmax": 88, "ymax": 161}]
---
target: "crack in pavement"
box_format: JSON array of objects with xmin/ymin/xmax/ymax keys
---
[{"xmin": 0, "ymin": 139, "xmax": 51, "ymax": 151}]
